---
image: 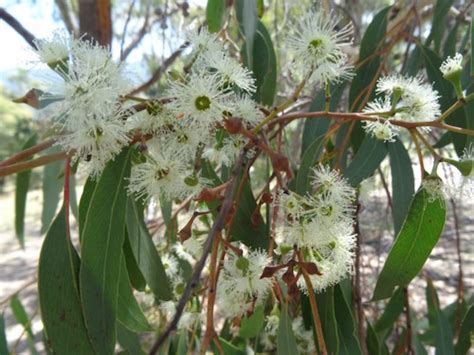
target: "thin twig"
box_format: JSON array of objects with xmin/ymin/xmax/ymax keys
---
[
  {"xmin": 403, "ymin": 287, "xmax": 413, "ymax": 354},
  {"xmin": 298, "ymin": 251, "xmax": 328, "ymax": 355},
  {"xmin": 450, "ymin": 198, "xmax": 464, "ymax": 338},
  {"xmin": 128, "ymin": 43, "xmax": 189, "ymax": 95},
  {"xmin": 0, "ymin": 7, "xmax": 37, "ymax": 49},
  {"xmin": 120, "ymin": 0, "xmax": 137, "ymax": 60},
  {"xmin": 0, "ymin": 138, "xmax": 56, "ymax": 168},
  {"xmin": 0, "ymin": 152, "xmax": 68, "ymax": 177}
]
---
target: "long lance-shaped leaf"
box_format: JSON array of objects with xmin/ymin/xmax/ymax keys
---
[
  {"xmin": 79, "ymin": 149, "xmax": 132, "ymax": 354},
  {"xmin": 388, "ymin": 139, "xmax": 415, "ymax": 234},
  {"xmin": 38, "ymin": 207, "xmax": 94, "ymax": 354},
  {"xmin": 344, "ymin": 135, "xmax": 387, "ymax": 187},
  {"xmin": 455, "ymin": 305, "xmax": 474, "ymax": 355},
  {"xmin": 10, "ymin": 296, "xmax": 38, "ymax": 355},
  {"xmin": 117, "ymin": 256, "xmax": 152, "ymax": 332},
  {"xmin": 426, "ymin": 279, "xmax": 454, "ymax": 355},
  {"xmin": 125, "ymin": 197, "xmax": 172, "ymax": 301},
  {"xmin": 277, "ymin": 305, "xmax": 299, "ymax": 355},
  {"xmin": 373, "ymin": 188, "xmax": 446, "ymax": 300}
]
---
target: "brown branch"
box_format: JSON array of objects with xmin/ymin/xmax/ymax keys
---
[
  {"xmin": 0, "ymin": 152, "xmax": 68, "ymax": 177},
  {"xmin": 0, "ymin": 138, "xmax": 56, "ymax": 168},
  {"xmin": 403, "ymin": 287, "xmax": 413, "ymax": 354},
  {"xmin": 120, "ymin": 0, "xmax": 137, "ymax": 60},
  {"xmin": 54, "ymin": 0, "xmax": 77, "ymax": 36},
  {"xmin": 120, "ymin": 1, "xmax": 151, "ymax": 60},
  {"xmin": 298, "ymin": 251, "xmax": 328, "ymax": 355},
  {"xmin": 353, "ymin": 202, "xmax": 368, "ymax": 355},
  {"xmin": 148, "ymin": 152, "xmax": 246, "ymax": 354},
  {"xmin": 128, "ymin": 43, "xmax": 189, "ymax": 95},
  {"xmin": 200, "ymin": 232, "xmax": 221, "ymax": 354},
  {"xmin": 0, "ymin": 7, "xmax": 37, "ymax": 49}
]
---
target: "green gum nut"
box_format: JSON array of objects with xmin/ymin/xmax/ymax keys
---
[{"xmin": 443, "ymin": 69, "xmax": 464, "ymax": 99}]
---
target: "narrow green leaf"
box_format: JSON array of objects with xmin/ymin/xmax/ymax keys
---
[
  {"xmin": 116, "ymin": 323, "xmax": 145, "ymax": 355},
  {"xmin": 123, "ymin": 235, "xmax": 146, "ymax": 291},
  {"xmin": 302, "ymin": 82, "xmax": 346, "ymax": 154},
  {"xmin": 426, "ymin": 0, "xmax": 455, "ymax": 53},
  {"xmin": 373, "ymin": 189, "xmax": 446, "ymax": 300},
  {"xmin": 344, "ymin": 135, "xmax": 387, "ymax": 186},
  {"xmin": 247, "ymin": 21, "xmax": 277, "ymax": 106},
  {"xmin": 159, "ymin": 194, "xmax": 172, "ymax": 227},
  {"xmin": 40, "ymin": 147, "xmax": 62, "ymax": 233},
  {"xmin": 206, "ymin": 0, "xmax": 225, "ymax": 33},
  {"xmin": 0, "ymin": 313, "xmax": 9, "ymax": 355},
  {"xmin": 239, "ymin": 305, "xmax": 264, "ymax": 338},
  {"xmin": 213, "ymin": 338, "xmax": 246, "ymax": 355},
  {"xmin": 295, "ymin": 134, "xmax": 326, "ymax": 194},
  {"xmin": 316, "ymin": 287, "xmax": 339, "ymax": 354},
  {"xmin": 471, "ymin": 10, "xmax": 473, "ymax": 76},
  {"xmin": 334, "ymin": 285, "xmax": 363, "ymax": 355},
  {"xmin": 15, "ymin": 134, "xmax": 37, "ymax": 247},
  {"xmin": 235, "ymin": 0, "xmax": 258, "ymax": 68},
  {"xmin": 366, "ymin": 321, "xmax": 381, "ymax": 355},
  {"xmin": 117, "ymin": 258, "xmax": 152, "ymax": 332},
  {"xmin": 10, "ymin": 296, "xmax": 38, "ymax": 355},
  {"xmin": 443, "ymin": 21, "xmax": 460, "ymax": 57},
  {"xmin": 78, "ymin": 177, "xmax": 96, "ymax": 241},
  {"xmin": 38, "ymin": 207, "xmax": 94, "ymax": 354},
  {"xmin": 277, "ymin": 305, "xmax": 299, "ymax": 355},
  {"xmin": 455, "ymin": 305, "xmax": 474, "ymax": 355},
  {"xmin": 126, "ymin": 198, "xmax": 172, "ymax": 301},
  {"xmin": 80, "ymin": 148, "xmax": 132, "ymax": 354},
  {"xmin": 349, "ymin": 6, "xmax": 391, "ymax": 111},
  {"xmin": 426, "ymin": 279, "xmax": 454, "ymax": 355},
  {"xmin": 374, "ymin": 287, "xmax": 404, "ymax": 332},
  {"xmin": 388, "ymin": 139, "xmax": 415, "ymax": 234}
]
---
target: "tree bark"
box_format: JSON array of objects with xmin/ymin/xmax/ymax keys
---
[{"xmin": 78, "ymin": 0, "xmax": 112, "ymax": 46}]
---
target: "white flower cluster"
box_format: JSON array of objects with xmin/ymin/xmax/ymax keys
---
[
  {"xmin": 260, "ymin": 315, "xmax": 316, "ymax": 353},
  {"xmin": 35, "ymin": 32, "xmax": 131, "ymax": 177},
  {"xmin": 34, "ymin": 28, "xmax": 263, "ymax": 188},
  {"xmin": 362, "ymin": 74, "xmax": 441, "ymax": 141},
  {"xmin": 287, "ymin": 9, "xmax": 353, "ymax": 86},
  {"xmin": 128, "ymin": 28, "xmax": 263, "ymax": 201},
  {"xmin": 216, "ymin": 243, "xmax": 273, "ymax": 319},
  {"xmin": 276, "ymin": 165, "xmax": 356, "ymax": 292}
]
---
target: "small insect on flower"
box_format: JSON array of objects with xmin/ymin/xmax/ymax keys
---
[{"xmin": 286, "ymin": 9, "xmax": 353, "ymax": 85}]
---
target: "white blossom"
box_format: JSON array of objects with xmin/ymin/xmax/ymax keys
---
[
  {"xmin": 440, "ymin": 53, "xmax": 463, "ymax": 77},
  {"xmin": 376, "ymin": 75, "xmax": 441, "ymax": 124},
  {"xmin": 363, "ymin": 120, "xmax": 398, "ymax": 142},
  {"xmin": 34, "ymin": 31, "xmax": 70, "ymax": 66},
  {"xmin": 287, "ymin": 9, "xmax": 353, "ymax": 85},
  {"xmin": 202, "ymin": 50, "xmax": 256, "ymax": 93},
  {"xmin": 166, "ymin": 73, "xmax": 230, "ymax": 128},
  {"xmin": 216, "ymin": 244, "xmax": 272, "ymax": 319}
]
